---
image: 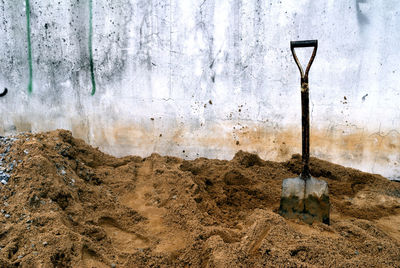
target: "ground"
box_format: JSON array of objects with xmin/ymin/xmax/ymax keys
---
[{"xmin": 0, "ymin": 129, "xmax": 399, "ymax": 267}]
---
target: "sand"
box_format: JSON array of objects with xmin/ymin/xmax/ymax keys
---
[{"xmin": 0, "ymin": 129, "xmax": 399, "ymax": 267}]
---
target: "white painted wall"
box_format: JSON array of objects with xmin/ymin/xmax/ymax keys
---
[{"xmin": 0, "ymin": 0, "xmax": 399, "ymax": 179}]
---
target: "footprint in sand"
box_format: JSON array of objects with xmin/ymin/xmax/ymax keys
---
[
  {"xmin": 99, "ymin": 217, "xmax": 150, "ymax": 253},
  {"xmin": 119, "ymin": 160, "xmax": 188, "ymax": 253},
  {"xmin": 81, "ymin": 248, "xmax": 108, "ymax": 268}
]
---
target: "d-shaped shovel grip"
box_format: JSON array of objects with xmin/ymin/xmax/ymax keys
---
[{"xmin": 290, "ymin": 40, "xmax": 318, "ymax": 84}]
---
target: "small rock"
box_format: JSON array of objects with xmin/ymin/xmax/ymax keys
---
[
  {"xmin": 4, "ymin": 214, "xmax": 10, "ymax": 219},
  {"xmin": 111, "ymin": 264, "xmax": 116, "ymax": 268},
  {"xmin": 17, "ymin": 255, "xmax": 23, "ymax": 259},
  {"xmin": 1, "ymin": 180, "xmax": 7, "ymax": 185},
  {"xmin": 355, "ymin": 250, "xmax": 359, "ymax": 255},
  {"xmin": 24, "ymin": 149, "xmax": 29, "ymax": 155},
  {"xmin": 43, "ymin": 241, "xmax": 48, "ymax": 246},
  {"xmin": 61, "ymin": 170, "xmax": 66, "ymax": 175},
  {"xmin": 0, "ymin": 209, "xmax": 4, "ymax": 213}
]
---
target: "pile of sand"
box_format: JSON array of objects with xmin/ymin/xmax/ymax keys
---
[{"xmin": 0, "ymin": 129, "xmax": 399, "ymax": 267}]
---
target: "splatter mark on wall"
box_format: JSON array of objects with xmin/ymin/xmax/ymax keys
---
[
  {"xmin": 25, "ymin": 0, "xmax": 33, "ymax": 94},
  {"xmin": 89, "ymin": 0, "xmax": 96, "ymax": 95}
]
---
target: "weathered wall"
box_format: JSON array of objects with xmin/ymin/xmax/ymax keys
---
[{"xmin": 0, "ymin": 0, "xmax": 399, "ymax": 179}]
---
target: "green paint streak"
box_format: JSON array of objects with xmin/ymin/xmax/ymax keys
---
[
  {"xmin": 89, "ymin": 0, "xmax": 96, "ymax": 95},
  {"xmin": 25, "ymin": 0, "xmax": 33, "ymax": 94}
]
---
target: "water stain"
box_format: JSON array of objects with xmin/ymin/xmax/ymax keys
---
[
  {"xmin": 356, "ymin": 0, "xmax": 370, "ymax": 26},
  {"xmin": 23, "ymin": 119, "xmax": 400, "ymax": 179}
]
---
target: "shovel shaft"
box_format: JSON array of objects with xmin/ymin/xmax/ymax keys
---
[
  {"xmin": 301, "ymin": 78, "xmax": 310, "ymax": 178},
  {"xmin": 290, "ymin": 40, "xmax": 318, "ymax": 180}
]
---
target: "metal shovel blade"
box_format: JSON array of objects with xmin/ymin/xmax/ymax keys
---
[{"xmin": 279, "ymin": 176, "xmax": 330, "ymax": 224}]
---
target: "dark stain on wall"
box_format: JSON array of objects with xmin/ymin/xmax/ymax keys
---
[
  {"xmin": 89, "ymin": 0, "xmax": 96, "ymax": 95},
  {"xmin": 356, "ymin": 0, "xmax": 369, "ymax": 26}
]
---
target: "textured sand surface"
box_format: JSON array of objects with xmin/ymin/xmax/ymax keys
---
[{"xmin": 0, "ymin": 130, "xmax": 399, "ymax": 267}]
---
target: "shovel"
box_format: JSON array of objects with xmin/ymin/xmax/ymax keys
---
[{"xmin": 278, "ymin": 40, "xmax": 330, "ymax": 224}]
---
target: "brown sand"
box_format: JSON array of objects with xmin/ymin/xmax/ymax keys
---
[{"xmin": 0, "ymin": 129, "xmax": 399, "ymax": 267}]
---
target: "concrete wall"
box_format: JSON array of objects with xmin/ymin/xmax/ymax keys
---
[{"xmin": 0, "ymin": 0, "xmax": 399, "ymax": 179}]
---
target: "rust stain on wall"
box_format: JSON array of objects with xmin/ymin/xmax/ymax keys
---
[{"xmin": 6, "ymin": 118, "xmax": 399, "ymax": 179}]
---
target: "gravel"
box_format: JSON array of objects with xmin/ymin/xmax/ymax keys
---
[{"xmin": 0, "ymin": 135, "xmax": 19, "ymax": 186}]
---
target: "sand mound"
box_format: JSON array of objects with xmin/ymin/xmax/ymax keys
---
[{"xmin": 0, "ymin": 130, "xmax": 399, "ymax": 267}]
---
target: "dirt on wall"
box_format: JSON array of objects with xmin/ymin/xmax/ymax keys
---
[{"xmin": 0, "ymin": 129, "xmax": 399, "ymax": 267}]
